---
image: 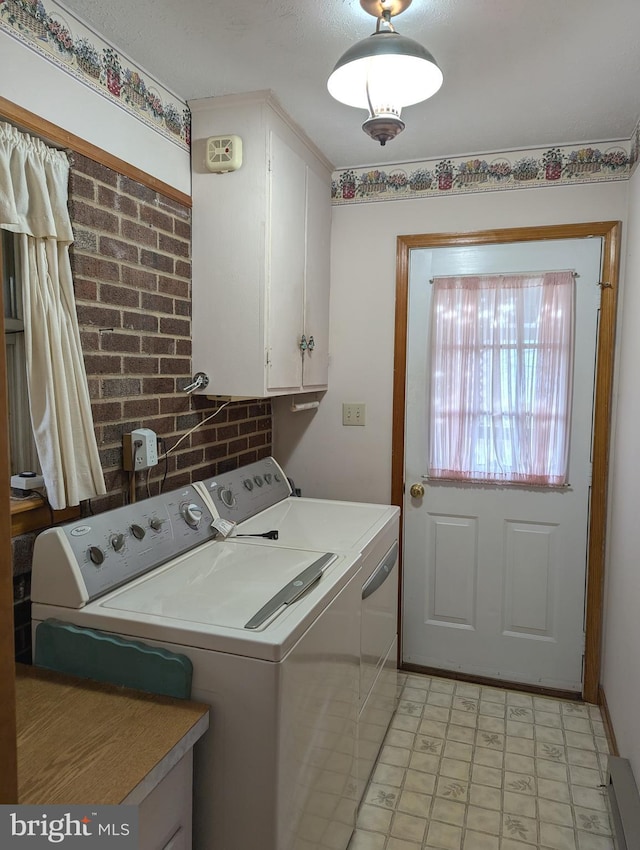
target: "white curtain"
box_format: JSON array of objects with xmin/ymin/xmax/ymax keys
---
[
  {"xmin": 0, "ymin": 121, "xmax": 106, "ymax": 509},
  {"xmin": 429, "ymin": 271, "xmax": 575, "ymax": 486}
]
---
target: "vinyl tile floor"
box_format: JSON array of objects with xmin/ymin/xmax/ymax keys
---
[{"xmin": 349, "ymin": 672, "xmax": 615, "ymax": 850}]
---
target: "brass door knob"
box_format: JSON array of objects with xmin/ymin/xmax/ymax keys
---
[{"xmin": 410, "ymin": 483, "xmax": 425, "ymax": 498}]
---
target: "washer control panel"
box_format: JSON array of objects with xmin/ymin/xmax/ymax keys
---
[
  {"xmin": 32, "ymin": 485, "xmax": 215, "ymax": 605},
  {"xmin": 196, "ymin": 456, "xmax": 291, "ymax": 523}
]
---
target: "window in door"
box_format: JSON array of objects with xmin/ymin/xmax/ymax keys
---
[{"xmin": 428, "ymin": 271, "xmax": 575, "ymax": 486}]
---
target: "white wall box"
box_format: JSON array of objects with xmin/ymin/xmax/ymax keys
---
[{"xmin": 190, "ymin": 91, "xmax": 333, "ymax": 398}]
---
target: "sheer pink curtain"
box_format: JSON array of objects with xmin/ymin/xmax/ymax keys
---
[{"xmin": 428, "ymin": 271, "xmax": 575, "ymax": 486}]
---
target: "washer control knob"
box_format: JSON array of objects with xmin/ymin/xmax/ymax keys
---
[
  {"xmin": 219, "ymin": 488, "xmax": 235, "ymax": 507},
  {"xmin": 131, "ymin": 523, "xmax": 146, "ymax": 540},
  {"xmin": 243, "ymin": 479, "xmax": 254, "ymax": 491},
  {"xmin": 110, "ymin": 533, "xmax": 125, "ymax": 552},
  {"xmin": 182, "ymin": 503, "xmax": 203, "ymax": 529},
  {"xmin": 274, "ymin": 473, "xmax": 282, "ymax": 482},
  {"xmin": 264, "ymin": 473, "xmax": 273, "ymax": 484},
  {"xmin": 89, "ymin": 545, "xmax": 105, "ymax": 565},
  {"xmin": 149, "ymin": 517, "xmax": 163, "ymax": 531},
  {"xmin": 253, "ymin": 475, "xmax": 264, "ymax": 487}
]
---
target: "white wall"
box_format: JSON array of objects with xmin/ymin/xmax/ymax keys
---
[
  {"xmin": 602, "ymin": 167, "xmax": 640, "ymax": 776},
  {"xmin": 0, "ymin": 31, "xmax": 190, "ymax": 194},
  {"xmin": 273, "ymin": 181, "xmax": 628, "ymax": 504}
]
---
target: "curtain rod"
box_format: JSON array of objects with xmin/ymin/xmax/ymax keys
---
[{"xmin": 429, "ymin": 270, "xmax": 579, "ymax": 284}]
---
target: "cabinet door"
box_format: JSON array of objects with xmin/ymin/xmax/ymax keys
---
[
  {"xmin": 266, "ymin": 130, "xmax": 306, "ymax": 392},
  {"xmin": 302, "ymin": 165, "xmax": 331, "ymax": 389}
]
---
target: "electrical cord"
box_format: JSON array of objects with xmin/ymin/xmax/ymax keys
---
[{"xmin": 154, "ymin": 401, "xmax": 231, "ymax": 494}]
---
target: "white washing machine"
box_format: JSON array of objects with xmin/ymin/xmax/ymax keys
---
[
  {"xmin": 195, "ymin": 458, "xmax": 400, "ymax": 806},
  {"xmin": 31, "ymin": 459, "xmax": 400, "ymax": 850}
]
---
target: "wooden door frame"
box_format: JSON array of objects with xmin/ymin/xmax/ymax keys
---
[{"xmin": 391, "ymin": 222, "xmax": 621, "ymax": 704}]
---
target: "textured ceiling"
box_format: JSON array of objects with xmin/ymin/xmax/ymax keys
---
[{"xmin": 59, "ymin": 0, "xmax": 640, "ymax": 170}]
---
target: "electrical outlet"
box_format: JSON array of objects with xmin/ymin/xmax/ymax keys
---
[
  {"xmin": 342, "ymin": 403, "xmax": 366, "ymax": 426},
  {"xmin": 123, "ymin": 428, "xmax": 158, "ymax": 471}
]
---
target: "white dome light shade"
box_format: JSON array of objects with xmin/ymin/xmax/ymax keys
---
[{"xmin": 327, "ymin": 31, "xmax": 443, "ymax": 113}]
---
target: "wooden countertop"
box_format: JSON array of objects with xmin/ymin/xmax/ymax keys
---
[{"xmin": 16, "ymin": 664, "xmax": 209, "ymax": 805}]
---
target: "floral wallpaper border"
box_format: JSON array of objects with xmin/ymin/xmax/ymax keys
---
[
  {"xmin": 0, "ymin": 0, "xmax": 190, "ymax": 149},
  {"xmin": 332, "ymin": 140, "xmax": 633, "ymax": 205}
]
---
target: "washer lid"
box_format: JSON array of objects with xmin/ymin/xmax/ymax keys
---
[
  {"xmin": 96, "ymin": 540, "xmax": 361, "ymax": 660},
  {"xmin": 235, "ymin": 497, "xmax": 399, "ymax": 553}
]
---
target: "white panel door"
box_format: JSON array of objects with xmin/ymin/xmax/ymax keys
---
[{"xmin": 403, "ymin": 238, "xmax": 602, "ymax": 691}]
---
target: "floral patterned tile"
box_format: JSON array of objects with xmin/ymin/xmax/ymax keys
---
[
  {"xmin": 365, "ymin": 783, "xmax": 400, "ymax": 810},
  {"xmin": 452, "ymin": 696, "xmax": 478, "ymax": 714},
  {"xmin": 435, "ymin": 777, "xmax": 469, "ymax": 802},
  {"xmin": 504, "ymin": 772, "xmax": 536, "ymax": 795},
  {"xmin": 502, "ymin": 813, "xmax": 538, "ymax": 844},
  {"xmin": 507, "ymin": 706, "xmax": 534, "ymax": 723},
  {"xmin": 573, "ymin": 808, "xmax": 612, "ymax": 835}
]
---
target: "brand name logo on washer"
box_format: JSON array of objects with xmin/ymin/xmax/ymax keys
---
[{"xmin": 70, "ymin": 526, "xmax": 92, "ymax": 537}]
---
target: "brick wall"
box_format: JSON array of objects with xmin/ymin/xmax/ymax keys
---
[
  {"xmin": 11, "ymin": 153, "xmax": 273, "ymax": 662},
  {"xmin": 68, "ymin": 153, "xmax": 272, "ymax": 510}
]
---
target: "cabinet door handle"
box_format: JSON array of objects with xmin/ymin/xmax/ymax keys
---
[
  {"xmin": 307, "ymin": 335, "xmax": 315, "ymax": 351},
  {"xmin": 299, "ymin": 334, "xmax": 308, "ymax": 352}
]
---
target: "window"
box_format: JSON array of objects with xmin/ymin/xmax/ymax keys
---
[
  {"xmin": 428, "ymin": 271, "xmax": 575, "ymax": 486},
  {"xmin": 2, "ymin": 229, "xmax": 40, "ymax": 477}
]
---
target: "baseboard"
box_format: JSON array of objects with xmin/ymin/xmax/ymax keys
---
[
  {"xmin": 598, "ymin": 684, "xmax": 619, "ymax": 756},
  {"xmin": 607, "ymin": 756, "xmax": 640, "ymax": 850}
]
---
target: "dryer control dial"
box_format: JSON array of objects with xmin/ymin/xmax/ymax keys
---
[
  {"xmin": 219, "ymin": 487, "xmax": 235, "ymax": 508},
  {"xmin": 182, "ymin": 502, "xmax": 203, "ymax": 529}
]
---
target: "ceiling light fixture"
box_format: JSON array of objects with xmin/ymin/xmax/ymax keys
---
[{"xmin": 327, "ymin": 0, "xmax": 443, "ymax": 146}]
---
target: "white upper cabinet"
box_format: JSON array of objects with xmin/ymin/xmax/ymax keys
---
[{"xmin": 190, "ymin": 91, "xmax": 333, "ymax": 398}]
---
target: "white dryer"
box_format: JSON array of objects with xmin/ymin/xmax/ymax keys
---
[{"xmin": 195, "ymin": 458, "xmax": 401, "ymax": 805}]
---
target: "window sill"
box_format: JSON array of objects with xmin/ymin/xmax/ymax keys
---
[{"xmin": 11, "ymin": 496, "xmax": 80, "ymax": 537}]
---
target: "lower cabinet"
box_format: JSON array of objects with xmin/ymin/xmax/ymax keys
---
[{"xmin": 134, "ymin": 752, "xmax": 194, "ymax": 850}]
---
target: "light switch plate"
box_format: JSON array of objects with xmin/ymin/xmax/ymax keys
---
[{"xmin": 342, "ymin": 403, "xmax": 366, "ymax": 426}]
